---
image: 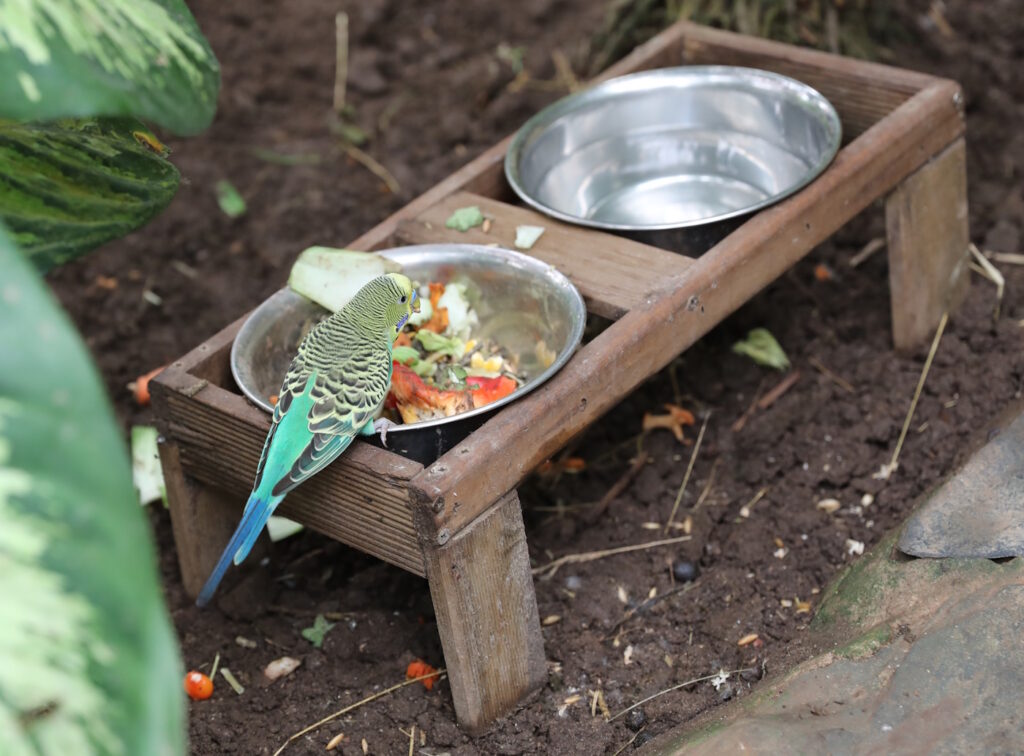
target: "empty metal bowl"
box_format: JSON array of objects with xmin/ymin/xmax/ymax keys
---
[
  {"xmin": 505, "ymin": 66, "xmax": 841, "ymax": 253},
  {"xmin": 230, "ymin": 244, "xmax": 586, "ymax": 463}
]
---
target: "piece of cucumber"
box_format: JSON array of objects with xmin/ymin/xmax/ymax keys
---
[{"xmin": 288, "ymin": 246, "xmax": 402, "ymax": 312}]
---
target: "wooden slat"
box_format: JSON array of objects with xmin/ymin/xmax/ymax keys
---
[
  {"xmin": 886, "ymin": 137, "xmax": 970, "ymax": 351},
  {"xmin": 409, "ymin": 80, "xmax": 966, "ymax": 538},
  {"xmin": 151, "ymin": 371, "xmax": 426, "ymax": 576},
  {"xmin": 676, "ymin": 22, "xmax": 940, "ymax": 140},
  {"xmin": 417, "ymin": 491, "xmax": 546, "ymax": 733},
  {"xmin": 395, "ymin": 191, "xmax": 693, "ymax": 320},
  {"xmin": 346, "ymin": 20, "xmax": 691, "ymax": 254}
]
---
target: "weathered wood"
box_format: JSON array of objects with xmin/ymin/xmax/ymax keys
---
[
  {"xmin": 418, "ymin": 490, "xmax": 546, "ymax": 733},
  {"xmin": 151, "ymin": 370, "xmax": 427, "ymax": 577},
  {"xmin": 395, "ymin": 191, "xmax": 693, "ymax": 320},
  {"xmin": 676, "ymin": 22, "xmax": 940, "ymax": 140},
  {"xmin": 410, "ymin": 80, "xmax": 966, "ymax": 538},
  {"xmin": 886, "ymin": 137, "xmax": 970, "ymax": 352},
  {"xmin": 159, "ymin": 439, "xmax": 263, "ymax": 597}
]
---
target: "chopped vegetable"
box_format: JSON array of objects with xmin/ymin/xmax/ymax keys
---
[
  {"xmin": 732, "ymin": 328, "xmax": 791, "ymax": 371},
  {"xmin": 444, "ymin": 205, "xmax": 484, "ymax": 232},
  {"xmin": 301, "ymin": 614, "xmax": 335, "ymax": 648},
  {"xmin": 288, "ymin": 246, "xmax": 401, "ymax": 312},
  {"xmin": 264, "ymin": 656, "xmax": 302, "ymax": 681},
  {"xmin": 184, "ymin": 671, "xmax": 214, "ymax": 700},
  {"xmin": 466, "ymin": 374, "xmax": 517, "ymax": 406},
  {"xmin": 131, "ymin": 425, "xmax": 165, "ymax": 507},
  {"xmin": 405, "ymin": 659, "xmax": 440, "ymax": 690},
  {"xmin": 388, "ymin": 363, "xmax": 472, "ymax": 423},
  {"xmin": 514, "ymin": 224, "xmax": 545, "ymax": 250},
  {"xmin": 418, "ymin": 281, "xmax": 449, "ymax": 333},
  {"xmin": 266, "ymin": 516, "xmax": 303, "ymax": 542},
  {"xmin": 215, "ymin": 179, "xmax": 247, "ymax": 218},
  {"xmin": 131, "ymin": 364, "xmax": 165, "ymax": 406},
  {"xmin": 436, "ymin": 281, "xmax": 477, "ymax": 338},
  {"xmin": 414, "ymin": 330, "xmax": 465, "ymax": 359}
]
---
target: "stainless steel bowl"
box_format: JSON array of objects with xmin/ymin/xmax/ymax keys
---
[
  {"xmin": 505, "ymin": 66, "xmax": 841, "ymax": 254},
  {"xmin": 230, "ymin": 244, "xmax": 586, "ymax": 463}
]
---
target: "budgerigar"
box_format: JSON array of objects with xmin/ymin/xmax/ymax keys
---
[{"xmin": 197, "ymin": 273, "xmax": 419, "ymax": 607}]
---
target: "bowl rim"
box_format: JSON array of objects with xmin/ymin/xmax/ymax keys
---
[
  {"xmin": 504, "ymin": 64, "xmax": 842, "ymax": 232},
  {"xmin": 230, "ymin": 243, "xmax": 587, "ymax": 432}
]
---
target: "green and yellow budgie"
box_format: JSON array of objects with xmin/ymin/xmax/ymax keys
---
[{"xmin": 197, "ymin": 273, "xmax": 419, "ymax": 607}]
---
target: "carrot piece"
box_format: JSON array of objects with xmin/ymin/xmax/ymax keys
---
[
  {"xmin": 405, "ymin": 659, "xmax": 440, "ymax": 690},
  {"xmin": 466, "ymin": 375, "xmax": 517, "ymax": 408},
  {"xmin": 133, "ymin": 365, "xmax": 166, "ymax": 406}
]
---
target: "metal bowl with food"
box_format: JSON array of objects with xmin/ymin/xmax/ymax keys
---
[
  {"xmin": 505, "ymin": 65, "xmax": 841, "ymax": 253},
  {"xmin": 230, "ymin": 244, "xmax": 586, "ymax": 463}
]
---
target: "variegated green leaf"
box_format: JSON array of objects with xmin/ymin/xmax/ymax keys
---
[
  {"xmin": 0, "ymin": 226, "xmax": 184, "ymax": 755},
  {"xmin": 0, "ymin": 0, "xmax": 219, "ymax": 135},
  {"xmin": 0, "ymin": 117, "xmax": 180, "ymax": 272}
]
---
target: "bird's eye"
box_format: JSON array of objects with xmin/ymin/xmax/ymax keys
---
[{"xmin": 400, "ymin": 295, "xmax": 407, "ymax": 303}]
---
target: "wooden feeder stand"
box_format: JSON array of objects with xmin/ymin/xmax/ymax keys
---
[{"xmin": 152, "ymin": 21, "xmax": 969, "ymax": 734}]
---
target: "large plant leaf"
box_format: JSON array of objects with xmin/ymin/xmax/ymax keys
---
[
  {"xmin": 0, "ymin": 0, "xmax": 219, "ymax": 135},
  {"xmin": 0, "ymin": 227, "xmax": 184, "ymax": 754},
  {"xmin": 0, "ymin": 117, "xmax": 180, "ymax": 272}
]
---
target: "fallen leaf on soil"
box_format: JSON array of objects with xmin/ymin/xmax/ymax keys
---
[
  {"xmin": 215, "ymin": 179, "xmax": 247, "ymax": 218},
  {"xmin": 264, "ymin": 656, "xmax": 302, "ymax": 681},
  {"xmin": 563, "ymin": 694, "xmax": 582, "ymax": 705},
  {"xmin": 642, "ymin": 403, "xmax": 696, "ymax": 443},
  {"xmin": 301, "ymin": 614, "xmax": 335, "ymax": 648},
  {"xmin": 444, "ymin": 205, "xmax": 484, "ymax": 231},
  {"xmin": 405, "ymin": 659, "xmax": 440, "ymax": 690},
  {"xmin": 732, "ymin": 328, "xmax": 790, "ymax": 371},
  {"xmin": 795, "ymin": 598, "xmax": 812, "ymax": 614}
]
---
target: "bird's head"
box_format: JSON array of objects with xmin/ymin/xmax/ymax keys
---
[{"xmin": 381, "ymin": 272, "xmax": 420, "ymax": 340}]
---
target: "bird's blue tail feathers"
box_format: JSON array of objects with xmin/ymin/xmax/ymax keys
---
[{"xmin": 195, "ymin": 490, "xmax": 283, "ymax": 607}]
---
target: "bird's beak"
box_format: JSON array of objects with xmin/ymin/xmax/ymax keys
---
[{"xmin": 411, "ymin": 289, "xmax": 421, "ymax": 314}]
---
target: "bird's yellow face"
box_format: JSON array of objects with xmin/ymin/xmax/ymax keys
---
[{"xmin": 385, "ymin": 272, "xmax": 420, "ymax": 340}]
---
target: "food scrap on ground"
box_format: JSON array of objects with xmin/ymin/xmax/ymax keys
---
[
  {"xmin": 405, "ymin": 659, "xmax": 440, "ymax": 690},
  {"xmin": 444, "ymin": 205, "xmax": 485, "ymax": 231},
  {"xmin": 130, "ymin": 364, "xmax": 165, "ymax": 406},
  {"xmin": 514, "ymin": 224, "xmax": 545, "ymax": 249},
  {"xmin": 732, "ymin": 328, "xmax": 790, "ymax": 370},
  {"xmin": 184, "ymin": 670, "xmax": 214, "ymax": 700},
  {"xmin": 642, "ymin": 403, "xmax": 695, "ymax": 443}
]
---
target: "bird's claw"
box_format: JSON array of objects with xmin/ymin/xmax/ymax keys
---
[{"xmin": 373, "ymin": 417, "xmax": 399, "ymax": 448}]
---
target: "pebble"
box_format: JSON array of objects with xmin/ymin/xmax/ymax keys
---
[
  {"xmin": 565, "ymin": 575, "xmax": 582, "ymax": 590},
  {"xmin": 718, "ymin": 682, "xmax": 735, "ymax": 701},
  {"xmin": 624, "ymin": 707, "xmax": 648, "ymax": 732},
  {"xmin": 672, "ymin": 560, "xmax": 699, "ymax": 583}
]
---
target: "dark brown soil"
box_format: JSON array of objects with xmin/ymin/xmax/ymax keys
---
[{"xmin": 47, "ymin": 1, "xmax": 1024, "ymax": 754}]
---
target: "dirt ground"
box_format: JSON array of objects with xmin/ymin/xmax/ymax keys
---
[{"xmin": 47, "ymin": 0, "xmax": 1024, "ymax": 754}]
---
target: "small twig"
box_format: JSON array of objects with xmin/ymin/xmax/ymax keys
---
[
  {"xmin": 209, "ymin": 652, "xmax": 221, "ymax": 680},
  {"xmin": 875, "ymin": 312, "xmax": 948, "ymax": 480},
  {"xmin": 604, "ymin": 581, "xmax": 698, "ymax": 638},
  {"xmin": 731, "ymin": 379, "xmax": 766, "ymax": 432},
  {"xmin": 739, "ymin": 486, "xmax": 769, "ymax": 519},
  {"xmin": 969, "ymin": 242, "xmax": 1004, "ymax": 322},
  {"xmin": 757, "ymin": 370, "xmax": 801, "ymax": 410},
  {"xmin": 692, "ymin": 457, "xmax": 720, "ymax": 510},
  {"xmin": 333, "ymin": 12, "xmax": 349, "ymax": 114},
  {"xmin": 219, "ymin": 668, "xmax": 245, "ymax": 695},
  {"xmin": 808, "ymin": 356, "xmax": 855, "ymax": 393},
  {"xmin": 609, "ymin": 668, "xmax": 754, "ymax": 722},
  {"xmin": 408, "ymin": 724, "xmax": 415, "ymax": 756},
  {"xmin": 610, "ymin": 725, "xmax": 648, "ymax": 756},
  {"xmin": 988, "ymin": 251, "xmax": 1024, "ymax": 266},
  {"xmin": 533, "ymin": 536, "xmax": 691, "ymax": 579},
  {"xmin": 551, "ymin": 49, "xmax": 579, "ymax": 92},
  {"xmin": 342, "ymin": 143, "xmax": 401, "ymax": 194},
  {"xmin": 272, "ymin": 671, "xmax": 447, "ymax": 756},
  {"xmin": 848, "ymin": 237, "xmax": 886, "ymax": 268},
  {"xmin": 665, "ymin": 413, "xmax": 710, "ymax": 533},
  {"xmin": 588, "ymin": 451, "xmax": 649, "ymax": 521}
]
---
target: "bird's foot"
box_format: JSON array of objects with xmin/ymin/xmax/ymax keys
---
[{"xmin": 373, "ymin": 417, "xmax": 399, "ymax": 447}]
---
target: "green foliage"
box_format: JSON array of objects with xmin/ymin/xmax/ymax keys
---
[
  {"xmin": 0, "ymin": 0, "xmax": 220, "ymax": 136},
  {"xmin": 214, "ymin": 179, "xmax": 247, "ymax": 219},
  {"xmin": 0, "ymin": 118, "xmax": 180, "ymax": 272},
  {"xmin": 732, "ymin": 327, "xmax": 790, "ymax": 370},
  {"xmin": 301, "ymin": 614, "xmax": 336, "ymax": 649},
  {"xmin": 0, "ymin": 227, "xmax": 184, "ymax": 754}
]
